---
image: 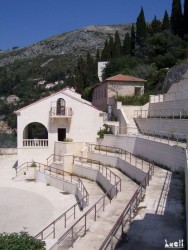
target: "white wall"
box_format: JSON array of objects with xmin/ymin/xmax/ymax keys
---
[
  {"xmin": 135, "ymin": 118, "xmax": 188, "ymax": 137},
  {"xmin": 54, "ymin": 141, "xmax": 85, "ymax": 155},
  {"xmin": 72, "ymin": 165, "xmax": 116, "ymax": 199},
  {"xmin": 149, "ymin": 99, "xmax": 188, "ymax": 116},
  {"xmin": 16, "ymin": 89, "xmax": 104, "ymax": 165},
  {"xmin": 100, "ymin": 135, "xmax": 186, "ymax": 172},
  {"xmin": 88, "ymin": 152, "xmax": 146, "ymax": 184}
]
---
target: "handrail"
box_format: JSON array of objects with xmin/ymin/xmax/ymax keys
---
[
  {"xmin": 49, "ymin": 107, "xmax": 73, "ymax": 117},
  {"xmin": 47, "ymin": 154, "xmax": 64, "ymax": 167},
  {"xmin": 88, "ymin": 144, "xmax": 152, "ymax": 171},
  {"xmin": 150, "ymin": 90, "xmax": 188, "ymax": 103},
  {"xmin": 99, "ymin": 163, "xmax": 154, "ymax": 250},
  {"xmin": 35, "ymin": 197, "xmax": 86, "ymax": 240},
  {"xmin": 73, "ymin": 156, "xmax": 121, "ymax": 189},
  {"xmin": 137, "ymin": 129, "xmax": 187, "ymax": 146},
  {"xmin": 15, "ymin": 161, "xmax": 89, "ymax": 241},
  {"xmin": 53, "ymin": 179, "xmax": 121, "ymax": 249},
  {"xmin": 134, "ymin": 109, "xmax": 186, "ymax": 119}
]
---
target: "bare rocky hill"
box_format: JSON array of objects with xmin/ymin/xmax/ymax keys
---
[{"xmin": 0, "ymin": 24, "xmax": 132, "ymax": 66}]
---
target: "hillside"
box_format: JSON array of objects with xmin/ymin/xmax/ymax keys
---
[{"xmin": 0, "ymin": 24, "xmax": 132, "ymax": 67}]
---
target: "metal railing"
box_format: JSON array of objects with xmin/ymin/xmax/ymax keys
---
[
  {"xmin": 47, "ymin": 154, "xmax": 64, "ymax": 167},
  {"xmin": 150, "ymin": 90, "xmax": 188, "ymax": 103},
  {"xmin": 88, "ymin": 144, "xmax": 152, "ymax": 172},
  {"xmin": 134, "ymin": 109, "xmax": 186, "ymax": 119},
  {"xmin": 22, "ymin": 139, "xmax": 48, "ymax": 147},
  {"xmin": 99, "ymin": 163, "xmax": 154, "ymax": 250},
  {"xmin": 137, "ymin": 129, "xmax": 187, "ymax": 146},
  {"xmin": 15, "ymin": 161, "xmax": 90, "ymax": 241},
  {"xmin": 73, "ymin": 156, "xmax": 121, "ymax": 188},
  {"xmin": 49, "ymin": 107, "xmax": 73, "ymax": 117},
  {"xmin": 51, "ymin": 180, "xmax": 121, "ymax": 249}
]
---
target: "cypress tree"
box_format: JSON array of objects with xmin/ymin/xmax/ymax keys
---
[
  {"xmin": 183, "ymin": 0, "xmax": 188, "ymax": 35},
  {"xmin": 101, "ymin": 39, "xmax": 110, "ymax": 60},
  {"xmin": 136, "ymin": 7, "xmax": 147, "ymax": 46},
  {"xmin": 162, "ymin": 10, "xmax": 170, "ymax": 31},
  {"xmin": 123, "ymin": 33, "xmax": 131, "ymax": 55},
  {"xmin": 130, "ymin": 24, "xmax": 136, "ymax": 55},
  {"xmin": 171, "ymin": 0, "xmax": 183, "ymax": 36},
  {"xmin": 109, "ymin": 36, "xmax": 115, "ymax": 58},
  {"xmin": 150, "ymin": 15, "xmax": 161, "ymax": 34},
  {"xmin": 114, "ymin": 31, "xmax": 122, "ymax": 57}
]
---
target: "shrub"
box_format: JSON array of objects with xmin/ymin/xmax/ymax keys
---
[
  {"xmin": 0, "ymin": 232, "xmax": 45, "ymax": 250},
  {"xmin": 97, "ymin": 124, "xmax": 112, "ymax": 138}
]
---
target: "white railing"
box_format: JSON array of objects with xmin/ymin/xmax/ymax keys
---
[
  {"xmin": 150, "ymin": 90, "xmax": 188, "ymax": 103},
  {"xmin": 23, "ymin": 139, "xmax": 48, "ymax": 147},
  {"xmin": 134, "ymin": 109, "xmax": 185, "ymax": 119},
  {"xmin": 49, "ymin": 107, "xmax": 73, "ymax": 117}
]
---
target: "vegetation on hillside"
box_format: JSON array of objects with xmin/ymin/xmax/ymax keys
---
[{"xmin": 0, "ymin": 0, "xmax": 188, "ymax": 131}]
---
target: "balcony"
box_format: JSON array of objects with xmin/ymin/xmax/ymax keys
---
[
  {"xmin": 23, "ymin": 139, "xmax": 48, "ymax": 147},
  {"xmin": 49, "ymin": 106, "xmax": 73, "ymax": 121}
]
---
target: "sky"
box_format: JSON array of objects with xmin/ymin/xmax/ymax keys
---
[{"xmin": 0, "ymin": 0, "xmax": 182, "ymax": 51}]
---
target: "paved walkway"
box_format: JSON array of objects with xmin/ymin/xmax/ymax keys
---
[
  {"xmin": 57, "ymin": 168, "xmax": 139, "ymax": 249},
  {"xmin": 0, "ymin": 155, "xmax": 76, "ymax": 235},
  {"xmin": 118, "ymin": 166, "xmax": 185, "ymax": 250}
]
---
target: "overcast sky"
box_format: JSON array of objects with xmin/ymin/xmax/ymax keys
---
[{"xmin": 0, "ymin": 0, "xmax": 182, "ymax": 50}]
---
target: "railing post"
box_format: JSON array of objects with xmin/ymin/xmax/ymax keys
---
[
  {"xmin": 65, "ymin": 213, "xmax": 67, "ymax": 228},
  {"xmin": 103, "ymin": 196, "xmax": 105, "ymax": 211},
  {"xmin": 94, "ymin": 204, "xmax": 97, "ymax": 221},
  {"xmin": 53, "ymin": 222, "xmax": 55, "ymax": 238}
]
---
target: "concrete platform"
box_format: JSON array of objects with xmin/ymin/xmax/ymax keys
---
[{"xmin": 0, "ymin": 155, "xmax": 77, "ymax": 235}]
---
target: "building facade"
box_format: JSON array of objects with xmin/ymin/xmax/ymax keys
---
[
  {"xmin": 92, "ymin": 74, "xmax": 146, "ymax": 111},
  {"xmin": 16, "ymin": 88, "xmax": 105, "ymax": 165}
]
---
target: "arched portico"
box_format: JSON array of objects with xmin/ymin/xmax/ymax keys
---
[{"xmin": 23, "ymin": 122, "xmax": 48, "ymax": 147}]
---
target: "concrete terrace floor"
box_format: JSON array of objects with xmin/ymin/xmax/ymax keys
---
[
  {"xmin": 118, "ymin": 166, "xmax": 186, "ymax": 250},
  {"xmin": 0, "ymin": 154, "xmax": 77, "ymax": 236}
]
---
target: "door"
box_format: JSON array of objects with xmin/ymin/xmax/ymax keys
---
[{"xmin": 58, "ymin": 128, "xmax": 66, "ymax": 141}]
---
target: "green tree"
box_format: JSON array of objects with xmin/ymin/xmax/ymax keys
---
[
  {"xmin": 114, "ymin": 31, "xmax": 122, "ymax": 57},
  {"xmin": 101, "ymin": 39, "xmax": 110, "ymax": 60},
  {"xmin": 130, "ymin": 24, "xmax": 136, "ymax": 55},
  {"xmin": 136, "ymin": 7, "xmax": 147, "ymax": 46},
  {"xmin": 149, "ymin": 15, "xmax": 162, "ymax": 35},
  {"xmin": 183, "ymin": 0, "xmax": 188, "ymax": 35},
  {"xmin": 162, "ymin": 10, "xmax": 171, "ymax": 31},
  {"xmin": 171, "ymin": 0, "xmax": 183, "ymax": 36},
  {"xmin": 123, "ymin": 33, "xmax": 131, "ymax": 55}
]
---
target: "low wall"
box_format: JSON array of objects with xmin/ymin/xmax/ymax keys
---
[
  {"xmin": 135, "ymin": 118, "xmax": 188, "ymax": 137},
  {"xmin": 149, "ymin": 99, "xmax": 188, "ymax": 116},
  {"xmin": 54, "ymin": 141, "xmax": 85, "ymax": 155},
  {"xmin": 100, "ymin": 135, "xmax": 186, "ymax": 172},
  {"xmin": 88, "ymin": 152, "xmax": 145, "ymax": 184},
  {"xmin": 0, "ymin": 148, "xmax": 17, "ymax": 155},
  {"xmin": 73, "ymin": 165, "xmax": 116, "ymax": 199},
  {"xmin": 36, "ymin": 171, "xmax": 77, "ymax": 195}
]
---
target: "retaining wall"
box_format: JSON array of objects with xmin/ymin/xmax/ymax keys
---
[
  {"xmin": 88, "ymin": 152, "xmax": 145, "ymax": 184},
  {"xmin": 135, "ymin": 118, "xmax": 188, "ymax": 137},
  {"xmin": 100, "ymin": 135, "xmax": 186, "ymax": 172},
  {"xmin": 73, "ymin": 165, "xmax": 116, "ymax": 199}
]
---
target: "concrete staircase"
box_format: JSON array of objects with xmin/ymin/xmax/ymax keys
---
[{"xmin": 127, "ymin": 118, "xmax": 139, "ymax": 135}]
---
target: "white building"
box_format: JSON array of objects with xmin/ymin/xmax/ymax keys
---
[
  {"xmin": 98, "ymin": 62, "xmax": 108, "ymax": 82},
  {"xmin": 15, "ymin": 87, "xmax": 105, "ymax": 165}
]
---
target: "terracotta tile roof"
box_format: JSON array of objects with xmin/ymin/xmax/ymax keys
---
[{"xmin": 105, "ymin": 74, "xmax": 146, "ymax": 82}]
